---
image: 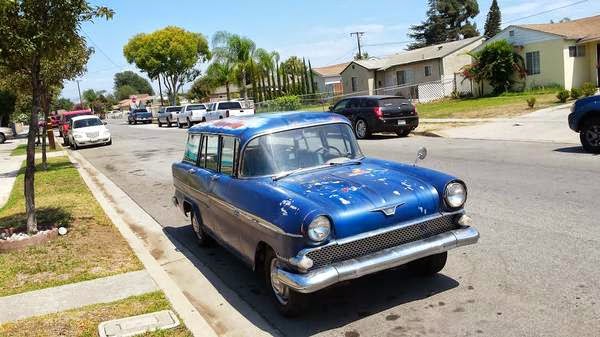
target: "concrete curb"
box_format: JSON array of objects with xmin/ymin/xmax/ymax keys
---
[{"xmin": 65, "ymin": 151, "xmax": 219, "ymax": 337}]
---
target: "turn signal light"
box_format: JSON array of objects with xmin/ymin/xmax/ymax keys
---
[{"xmin": 373, "ymin": 107, "xmax": 383, "ymax": 119}]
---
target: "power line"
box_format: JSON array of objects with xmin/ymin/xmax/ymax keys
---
[
  {"xmin": 81, "ymin": 29, "xmax": 126, "ymax": 69},
  {"xmin": 504, "ymin": 0, "xmax": 589, "ymax": 24}
]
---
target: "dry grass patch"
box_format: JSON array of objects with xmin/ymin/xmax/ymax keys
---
[
  {"xmin": 0, "ymin": 291, "xmax": 192, "ymax": 337},
  {"xmin": 0, "ymin": 156, "xmax": 142, "ymax": 296}
]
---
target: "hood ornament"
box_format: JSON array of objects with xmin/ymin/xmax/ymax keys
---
[{"xmin": 371, "ymin": 202, "xmax": 406, "ymax": 216}]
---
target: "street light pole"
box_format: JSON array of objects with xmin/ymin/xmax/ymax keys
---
[{"xmin": 76, "ymin": 80, "xmax": 83, "ymax": 108}]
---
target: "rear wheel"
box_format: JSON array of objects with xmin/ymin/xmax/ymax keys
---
[
  {"xmin": 187, "ymin": 118, "xmax": 192, "ymax": 128},
  {"xmin": 71, "ymin": 140, "xmax": 78, "ymax": 150},
  {"xmin": 134, "ymin": 120, "xmax": 138, "ymax": 125},
  {"xmin": 191, "ymin": 211, "xmax": 211, "ymax": 247},
  {"xmin": 395, "ymin": 129, "xmax": 410, "ymax": 137},
  {"xmin": 354, "ymin": 119, "xmax": 371, "ymax": 139},
  {"xmin": 0, "ymin": 133, "xmax": 5, "ymax": 144},
  {"xmin": 106, "ymin": 138, "xmax": 112, "ymax": 146},
  {"xmin": 177, "ymin": 119, "xmax": 182, "ymax": 128},
  {"xmin": 407, "ymin": 252, "xmax": 447, "ymax": 276},
  {"xmin": 167, "ymin": 117, "xmax": 172, "ymax": 127},
  {"xmin": 158, "ymin": 119, "xmax": 163, "ymax": 127},
  {"xmin": 264, "ymin": 249, "xmax": 308, "ymax": 317},
  {"xmin": 580, "ymin": 117, "xmax": 600, "ymax": 153}
]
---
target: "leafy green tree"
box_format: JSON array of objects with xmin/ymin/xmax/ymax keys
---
[
  {"xmin": 0, "ymin": 0, "xmax": 112, "ymax": 233},
  {"xmin": 308, "ymin": 60, "xmax": 316, "ymax": 94},
  {"xmin": 484, "ymin": 0, "xmax": 501, "ymax": 39},
  {"xmin": 114, "ymin": 71, "xmax": 154, "ymax": 96},
  {"xmin": 187, "ymin": 76, "xmax": 214, "ymax": 102},
  {"xmin": 0, "ymin": 90, "xmax": 16, "ymax": 127},
  {"xmin": 463, "ymin": 39, "xmax": 526, "ymax": 94},
  {"xmin": 212, "ymin": 31, "xmax": 256, "ymax": 100},
  {"xmin": 54, "ymin": 97, "xmax": 74, "ymax": 111},
  {"xmin": 115, "ymin": 85, "xmax": 137, "ymax": 100},
  {"xmin": 124, "ymin": 26, "xmax": 210, "ymax": 105},
  {"xmin": 408, "ymin": 0, "xmax": 479, "ymax": 49}
]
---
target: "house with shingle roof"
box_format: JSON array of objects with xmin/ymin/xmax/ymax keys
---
[
  {"xmin": 312, "ymin": 62, "xmax": 348, "ymax": 97},
  {"xmin": 478, "ymin": 15, "xmax": 600, "ymax": 90},
  {"xmin": 340, "ymin": 37, "xmax": 484, "ymax": 100}
]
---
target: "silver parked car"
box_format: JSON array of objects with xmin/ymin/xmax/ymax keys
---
[
  {"xmin": 157, "ymin": 106, "xmax": 182, "ymax": 128},
  {"xmin": 0, "ymin": 126, "xmax": 15, "ymax": 144}
]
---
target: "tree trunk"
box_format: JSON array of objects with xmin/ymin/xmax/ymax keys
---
[
  {"xmin": 266, "ymin": 71, "xmax": 273, "ymax": 100},
  {"xmin": 226, "ymin": 82, "xmax": 231, "ymax": 101},
  {"xmin": 158, "ymin": 73, "xmax": 164, "ymax": 106},
  {"xmin": 256, "ymin": 74, "xmax": 263, "ymax": 102},
  {"xmin": 276, "ymin": 64, "xmax": 282, "ymax": 97},
  {"xmin": 26, "ymin": 59, "xmax": 41, "ymax": 234},
  {"xmin": 260, "ymin": 75, "xmax": 267, "ymax": 101},
  {"xmin": 241, "ymin": 69, "xmax": 248, "ymax": 100}
]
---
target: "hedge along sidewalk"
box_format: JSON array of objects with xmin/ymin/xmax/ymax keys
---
[{"xmin": 0, "ymin": 156, "xmax": 143, "ymax": 297}]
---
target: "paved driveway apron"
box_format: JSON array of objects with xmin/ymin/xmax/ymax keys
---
[{"xmin": 76, "ymin": 120, "xmax": 600, "ymax": 337}]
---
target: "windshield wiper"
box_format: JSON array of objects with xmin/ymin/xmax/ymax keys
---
[{"xmin": 272, "ymin": 159, "xmax": 362, "ymax": 181}]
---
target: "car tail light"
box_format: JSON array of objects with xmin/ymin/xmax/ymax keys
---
[
  {"xmin": 373, "ymin": 107, "xmax": 383, "ymax": 119},
  {"xmin": 412, "ymin": 103, "xmax": 417, "ymax": 115}
]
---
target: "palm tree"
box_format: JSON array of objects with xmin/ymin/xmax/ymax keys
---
[
  {"xmin": 206, "ymin": 61, "xmax": 234, "ymax": 100},
  {"xmin": 212, "ymin": 31, "xmax": 256, "ymax": 100},
  {"xmin": 255, "ymin": 48, "xmax": 274, "ymax": 101}
]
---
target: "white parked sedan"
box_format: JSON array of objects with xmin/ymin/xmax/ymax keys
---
[{"xmin": 67, "ymin": 115, "xmax": 112, "ymax": 150}]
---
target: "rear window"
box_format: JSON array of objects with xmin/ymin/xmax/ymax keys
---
[
  {"xmin": 187, "ymin": 104, "xmax": 206, "ymax": 111},
  {"xmin": 378, "ymin": 98, "xmax": 408, "ymax": 107},
  {"xmin": 218, "ymin": 102, "xmax": 242, "ymax": 110},
  {"xmin": 166, "ymin": 106, "xmax": 182, "ymax": 112},
  {"xmin": 133, "ymin": 109, "xmax": 148, "ymax": 113}
]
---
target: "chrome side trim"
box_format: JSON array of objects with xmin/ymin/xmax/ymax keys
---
[
  {"xmin": 173, "ymin": 176, "xmax": 302, "ymax": 238},
  {"xmin": 276, "ymin": 225, "xmax": 479, "ymax": 293}
]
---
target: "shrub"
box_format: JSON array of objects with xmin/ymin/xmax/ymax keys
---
[
  {"xmin": 570, "ymin": 88, "xmax": 582, "ymax": 100},
  {"xmin": 581, "ymin": 82, "xmax": 597, "ymax": 97},
  {"xmin": 271, "ymin": 95, "xmax": 301, "ymax": 112},
  {"xmin": 556, "ymin": 90, "xmax": 570, "ymax": 103},
  {"xmin": 526, "ymin": 96, "xmax": 536, "ymax": 108}
]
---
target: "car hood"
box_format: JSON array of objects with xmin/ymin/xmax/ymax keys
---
[{"xmin": 276, "ymin": 161, "xmax": 441, "ymax": 238}]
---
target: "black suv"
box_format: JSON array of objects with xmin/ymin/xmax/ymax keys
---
[{"xmin": 329, "ymin": 95, "xmax": 418, "ymax": 139}]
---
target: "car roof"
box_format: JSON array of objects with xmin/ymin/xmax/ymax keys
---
[
  {"xmin": 63, "ymin": 109, "xmax": 92, "ymax": 116},
  {"xmin": 71, "ymin": 115, "xmax": 100, "ymax": 122},
  {"xmin": 188, "ymin": 111, "xmax": 350, "ymax": 145},
  {"xmin": 343, "ymin": 95, "xmax": 405, "ymax": 100}
]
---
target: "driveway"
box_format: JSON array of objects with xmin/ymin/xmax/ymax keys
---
[
  {"xmin": 71, "ymin": 120, "xmax": 599, "ymax": 337},
  {"xmin": 435, "ymin": 104, "xmax": 579, "ymax": 144}
]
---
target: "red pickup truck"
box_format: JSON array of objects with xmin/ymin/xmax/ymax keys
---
[{"xmin": 58, "ymin": 109, "xmax": 92, "ymax": 138}]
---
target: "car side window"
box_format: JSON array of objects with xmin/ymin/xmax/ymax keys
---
[
  {"xmin": 348, "ymin": 98, "xmax": 360, "ymax": 109},
  {"xmin": 183, "ymin": 134, "xmax": 201, "ymax": 164},
  {"xmin": 203, "ymin": 135, "xmax": 219, "ymax": 171},
  {"xmin": 220, "ymin": 136, "xmax": 238, "ymax": 176},
  {"xmin": 333, "ymin": 99, "xmax": 348, "ymax": 112}
]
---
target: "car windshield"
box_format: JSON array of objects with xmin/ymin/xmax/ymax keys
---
[
  {"xmin": 133, "ymin": 109, "xmax": 148, "ymax": 113},
  {"xmin": 73, "ymin": 118, "xmax": 102, "ymax": 129},
  {"xmin": 65, "ymin": 113, "xmax": 90, "ymax": 122},
  {"xmin": 241, "ymin": 123, "xmax": 363, "ymax": 177}
]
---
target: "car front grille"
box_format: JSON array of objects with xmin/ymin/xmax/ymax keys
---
[
  {"xmin": 306, "ymin": 215, "xmax": 459, "ymax": 269},
  {"xmin": 86, "ymin": 132, "xmax": 99, "ymax": 138}
]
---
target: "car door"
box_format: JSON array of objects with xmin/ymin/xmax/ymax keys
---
[
  {"xmin": 347, "ymin": 98, "xmax": 362, "ymax": 122},
  {"xmin": 332, "ymin": 99, "xmax": 350, "ymax": 118}
]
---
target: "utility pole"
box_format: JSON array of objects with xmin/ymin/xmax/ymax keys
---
[
  {"xmin": 350, "ymin": 32, "xmax": 365, "ymax": 59},
  {"xmin": 76, "ymin": 80, "xmax": 83, "ymax": 108}
]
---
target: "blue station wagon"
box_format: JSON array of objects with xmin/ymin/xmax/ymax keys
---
[{"xmin": 172, "ymin": 112, "xmax": 479, "ymax": 316}]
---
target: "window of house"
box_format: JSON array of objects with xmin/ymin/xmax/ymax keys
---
[
  {"xmin": 220, "ymin": 136, "xmax": 237, "ymax": 176},
  {"xmin": 351, "ymin": 77, "xmax": 358, "ymax": 92},
  {"xmin": 569, "ymin": 45, "xmax": 585, "ymax": 57},
  {"xmin": 509, "ymin": 30, "xmax": 515, "ymax": 37},
  {"xmin": 424, "ymin": 65, "xmax": 432, "ymax": 77},
  {"xmin": 396, "ymin": 70, "xmax": 406, "ymax": 85},
  {"xmin": 183, "ymin": 134, "xmax": 201, "ymax": 164},
  {"xmin": 526, "ymin": 51, "xmax": 541, "ymax": 75}
]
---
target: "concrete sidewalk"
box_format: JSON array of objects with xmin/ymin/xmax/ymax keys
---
[
  {"xmin": 0, "ymin": 138, "xmax": 26, "ymax": 208},
  {"xmin": 0, "ymin": 270, "xmax": 158, "ymax": 324},
  {"xmin": 432, "ymin": 104, "xmax": 580, "ymax": 144}
]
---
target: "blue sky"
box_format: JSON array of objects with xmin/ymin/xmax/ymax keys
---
[{"xmin": 62, "ymin": 0, "xmax": 600, "ymax": 101}]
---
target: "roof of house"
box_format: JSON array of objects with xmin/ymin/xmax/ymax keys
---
[
  {"xmin": 189, "ymin": 111, "xmax": 350, "ymax": 144},
  {"xmin": 312, "ymin": 62, "xmax": 350, "ymax": 77},
  {"xmin": 348, "ymin": 36, "xmax": 483, "ymax": 72},
  {"xmin": 517, "ymin": 15, "xmax": 600, "ymax": 43}
]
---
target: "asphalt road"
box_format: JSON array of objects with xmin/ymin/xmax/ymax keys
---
[{"xmin": 74, "ymin": 119, "xmax": 599, "ymax": 337}]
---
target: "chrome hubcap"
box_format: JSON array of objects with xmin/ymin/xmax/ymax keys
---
[
  {"xmin": 270, "ymin": 259, "xmax": 289, "ymax": 305},
  {"xmin": 585, "ymin": 125, "xmax": 600, "ymax": 146},
  {"xmin": 356, "ymin": 120, "xmax": 367, "ymax": 138},
  {"xmin": 191, "ymin": 215, "xmax": 202, "ymax": 239}
]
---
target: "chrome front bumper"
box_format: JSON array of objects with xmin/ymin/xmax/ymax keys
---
[{"xmin": 276, "ymin": 226, "xmax": 479, "ymax": 293}]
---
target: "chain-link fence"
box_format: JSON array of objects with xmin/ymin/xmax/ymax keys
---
[{"xmin": 255, "ymin": 74, "xmax": 474, "ymax": 113}]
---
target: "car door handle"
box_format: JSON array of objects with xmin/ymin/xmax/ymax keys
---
[
  {"xmin": 187, "ymin": 168, "xmax": 196, "ymax": 174},
  {"xmin": 210, "ymin": 175, "xmax": 220, "ymax": 181},
  {"xmin": 232, "ymin": 209, "xmax": 240, "ymax": 217}
]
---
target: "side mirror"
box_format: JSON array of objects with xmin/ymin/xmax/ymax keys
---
[
  {"xmin": 328, "ymin": 106, "xmax": 334, "ymax": 112},
  {"xmin": 103, "ymin": 121, "xmax": 107, "ymax": 125},
  {"xmin": 414, "ymin": 147, "xmax": 427, "ymax": 166}
]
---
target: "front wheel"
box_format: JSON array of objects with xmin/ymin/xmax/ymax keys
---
[
  {"xmin": 166, "ymin": 117, "xmax": 172, "ymax": 127},
  {"xmin": 0, "ymin": 133, "xmax": 5, "ymax": 144},
  {"xmin": 354, "ymin": 119, "xmax": 371, "ymax": 139},
  {"xmin": 407, "ymin": 252, "xmax": 447, "ymax": 276},
  {"xmin": 580, "ymin": 118, "xmax": 600, "ymax": 153},
  {"xmin": 177, "ymin": 119, "xmax": 182, "ymax": 128},
  {"xmin": 264, "ymin": 249, "xmax": 308, "ymax": 317}
]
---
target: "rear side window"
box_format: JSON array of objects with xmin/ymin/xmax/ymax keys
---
[
  {"xmin": 201, "ymin": 135, "xmax": 219, "ymax": 171},
  {"xmin": 348, "ymin": 98, "xmax": 361, "ymax": 108},
  {"xmin": 220, "ymin": 136, "xmax": 238, "ymax": 176},
  {"xmin": 184, "ymin": 134, "xmax": 201, "ymax": 164}
]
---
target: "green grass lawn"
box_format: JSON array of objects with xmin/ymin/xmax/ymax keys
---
[
  {"xmin": 0, "ymin": 292, "xmax": 192, "ymax": 337},
  {"xmin": 11, "ymin": 143, "xmax": 62, "ymax": 156},
  {"xmin": 0, "ymin": 156, "xmax": 142, "ymax": 296},
  {"xmin": 417, "ymin": 88, "xmax": 567, "ymax": 119}
]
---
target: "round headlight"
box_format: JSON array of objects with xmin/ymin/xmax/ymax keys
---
[
  {"xmin": 307, "ymin": 216, "xmax": 331, "ymax": 242},
  {"xmin": 445, "ymin": 182, "xmax": 467, "ymax": 208}
]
